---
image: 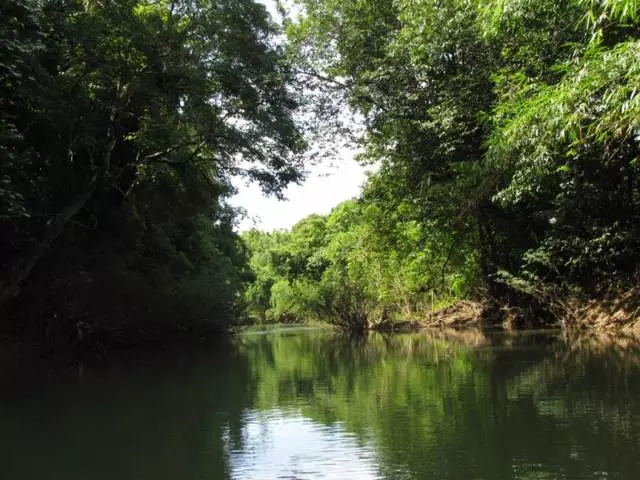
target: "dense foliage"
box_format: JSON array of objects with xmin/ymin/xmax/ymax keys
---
[
  {"xmin": 3, "ymin": 0, "xmax": 639, "ymax": 340},
  {"xmin": 0, "ymin": 0, "xmax": 305, "ymax": 343},
  {"xmin": 242, "ymin": 197, "xmax": 478, "ymax": 331},
  {"xmin": 240, "ymin": 0, "xmax": 640, "ymax": 331}
]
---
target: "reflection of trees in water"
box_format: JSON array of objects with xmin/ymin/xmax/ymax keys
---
[
  {"xmin": 239, "ymin": 330, "xmax": 640, "ymax": 479},
  {"xmin": 0, "ymin": 342, "xmax": 256, "ymax": 480},
  {"xmin": 506, "ymin": 335, "xmax": 640, "ymax": 456},
  {"xmin": 2, "ymin": 332, "xmax": 640, "ymax": 480}
]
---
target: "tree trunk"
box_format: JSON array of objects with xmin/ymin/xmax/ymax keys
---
[
  {"xmin": 0, "ymin": 137, "xmax": 116, "ymax": 310},
  {"xmin": 0, "ymin": 180, "xmax": 97, "ymax": 309}
]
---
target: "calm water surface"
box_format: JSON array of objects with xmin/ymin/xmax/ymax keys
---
[{"xmin": 2, "ymin": 328, "xmax": 640, "ymax": 479}]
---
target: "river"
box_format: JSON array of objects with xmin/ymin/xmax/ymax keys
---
[{"xmin": 1, "ymin": 327, "xmax": 640, "ymax": 479}]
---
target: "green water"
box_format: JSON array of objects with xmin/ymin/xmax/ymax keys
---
[{"xmin": 2, "ymin": 328, "xmax": 640, "ymax": 479}]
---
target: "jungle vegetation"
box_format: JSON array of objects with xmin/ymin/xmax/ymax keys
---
[
  {"xmin": 0, "ymin": 0, "xmax": 306, "ymax": 344},
  {"xmin": 241, "ymin": 0, "xmax": 640, "ymax": 331},
  {"xmin": 1, "ymin": 0, "xmax": 639, "ymax": 341}
]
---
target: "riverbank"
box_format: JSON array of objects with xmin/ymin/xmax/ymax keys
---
[
  {"xmin": 239, "ymin": 288, "xmax": 640, "ymax": 335},
  {"xmin": 2, "ymin": 287, "xmax": 638, "ymax": 361},
  {"xmin": 384, "ymin": 287, "xmax": 640, "ymax": 334}
]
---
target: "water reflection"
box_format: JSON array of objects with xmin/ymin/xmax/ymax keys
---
[
  {"xmin": 0, "ymin": 329, "xmax": 639, "ymax": 479},
  {"xmin": 236, "ymin": 329, "xmax": 640, "ymax": 480},
  {"xmin": 0, "ymin": 344, "xmax": 246, "ymax": 480},
  {"xmin": 225, "ymin": 409, "xmax": 380, "ymax": 479}
]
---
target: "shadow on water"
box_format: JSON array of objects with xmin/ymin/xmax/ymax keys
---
[
  {"xmin": 2, "ymin": 328, "xmax": 640, "ymax": 479},
  {"xmin": 0, "ymin": 342, "xmax": 256, "ymax": 480}
]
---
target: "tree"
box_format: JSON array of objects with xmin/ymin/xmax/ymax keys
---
[
  {"xmin": 278, "ymin": 0, "xmax": 640, "ymax": 322},
  {"xmin": 242, "ymin": 196, "xmax": 479, "ymax": 332},
  {"xmin": 0, "ymin": 0, "xmax": 306, "ymax": 342}
]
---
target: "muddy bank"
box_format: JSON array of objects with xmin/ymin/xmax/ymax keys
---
[
  {"xmin": 560, "ymin": 287, "xmax": 640, "ymax": 333},
  {"xmin": 425, "ymin": 301, "xmax": 486, "ymax": 329},
  {"xmin": 430, "ymin": 287, "xmax": 640, "ymax": 333},
  {"xmin": 375, "ymin": 287, "xmax": 640, "ymax": 334}
]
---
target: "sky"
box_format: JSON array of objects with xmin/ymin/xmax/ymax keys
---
[
  {"xmin": 228, "ymin": 0, "xmax": 370, "ymax": 232},
  {"xmin": 229, "ymin": 151, "xmax": 371, "ymax": 232}
]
